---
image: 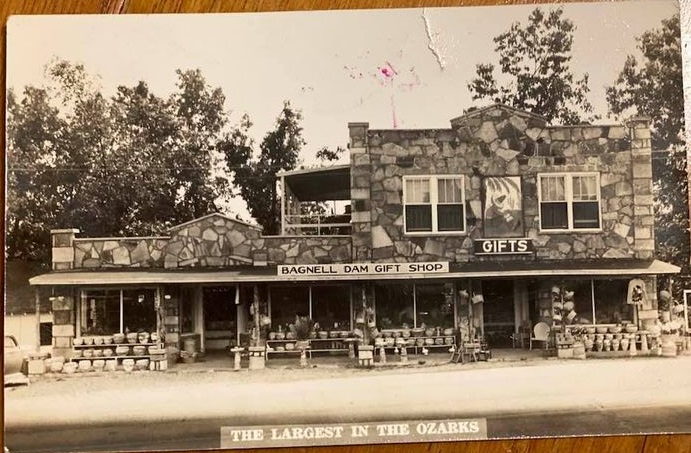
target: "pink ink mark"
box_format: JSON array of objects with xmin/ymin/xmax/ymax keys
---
[{"xmin": 379, "ymin": 61, "xmax": 398, "ymax": 79}]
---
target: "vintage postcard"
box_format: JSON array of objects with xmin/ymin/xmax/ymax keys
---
[{"xmin": 4, "ymin": 1, "xmax": 691, "ymax": 452}]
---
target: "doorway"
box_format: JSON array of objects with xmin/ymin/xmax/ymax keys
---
[
  {"xmin": 202, "ymin": 287, "xmax": 237, "ymax": 351},
  {"xmin": 482, "ymin": 280, "xmax": 516, "ymax": 347}
]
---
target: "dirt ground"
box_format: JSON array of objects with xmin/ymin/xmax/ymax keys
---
[{"xmin": 5, "ymin": 348, "xmax": 563, "ymax": 399}]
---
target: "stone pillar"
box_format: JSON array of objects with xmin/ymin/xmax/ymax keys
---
[
  {"xmin": 348, "ymin": 122, "xmax": 372, "ymax": 262},
  {"xmin": 627, "ymin": 116, "xmax": 655, "ymax": 260},
  {"xmin": 51, "ymin": 295, "xmax": 75, "ymax": 359},
  {"xmin": 51, "ymin": 229, "xmax": 79, "ymax": 270}
]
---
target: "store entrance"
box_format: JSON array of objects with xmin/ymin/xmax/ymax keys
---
[
  {"xmin": 202, "ymin": 287, "xmax": 237, "ymax": 351},
  {"xmin": 482, "ymin": 280, "xmax": 515, "ymax": 348}
]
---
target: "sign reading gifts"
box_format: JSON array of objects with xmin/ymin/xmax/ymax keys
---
[
  {"xmin": 473, "ymin": 238, "xmax": 534, "ymax": 255},
  {"xmin": 278, "ymin": 261, "xmax": 449, "ymax": 276}
]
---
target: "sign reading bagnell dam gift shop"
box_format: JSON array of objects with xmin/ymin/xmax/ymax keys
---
[{"xmin": 278, "ymin": 262, "xmax": 448, "ymax": 276}]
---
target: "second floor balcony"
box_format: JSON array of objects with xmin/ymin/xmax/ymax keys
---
[{"xmin": 278, "ymin": 164, "xmax": 352, "ymax": 237}]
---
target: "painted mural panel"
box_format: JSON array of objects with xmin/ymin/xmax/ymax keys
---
[{"xmin": 483, "ymin": 176, "xmax": 523, "ymax": 237}]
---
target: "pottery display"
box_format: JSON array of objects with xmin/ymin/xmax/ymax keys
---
[
  {"xmin": 103, "ymin": 348, "xmax": 114, "ymax": 357},
  {"xmin": 103, "ymin": 336, "xmax": 113, "ymax": 345},
  {"xmin": 115, "ymin": 345, "xmax": 130, "ymax": 356},
  {"xmin": 135, "ymin": 359, "xmax": 150, "ymax": 370},
  {"xmin": 122, "ymin": 359, "xmax": 135, "ymax": 372},
  {"xmin": 93, "ymin": 336, "xmax": 104, "ymax": 345},
  {"xmin": 82, "ymin": 349, "xmax": 94, "ymax": 358},
  {"xmin": 268, "ymin": 332, "xmax": 276, "ymax": 340},
  {"xmin": 133, "ymin": 345, "xmax": 147, "ymax": 356},
  {"xmin": 104, "ymin": 360, "xmax": 117, "ymax": 372},
  {"xmin": 62, "ymin": 362, "xmax": 78, "ymax": 374},
  {"xmin": 78, "ymin": 360, "xmax": 92, "ymax": 372},
  {"xmin": 92, "ymin": 359, "xmax": 105, "ymax": 371},
  {"xmin": 73, "ymin": 337, "xmax": 84, "ymax": 346},
  {"xmin": 113, "ymin": 333, "xmax": 125, "ymax": 344},
  {"xmin": 126, "ymin": 333, "xmax": 138, "ymax": 344}
]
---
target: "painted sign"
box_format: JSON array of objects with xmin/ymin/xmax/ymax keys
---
[
  {"xmin": 221, "ymin": 419, "xmax": 487, "ymax": 449},
  {"xmin": 473, "ymin": 238, "xmax": 534, "ymax": 255},
  {"xmin": 278, "ymin": 262, "xmax": 449, "ymax": 276},
  {"xmin": 483, "ymin": 176, "xmax": 523, "ymax": 237}
]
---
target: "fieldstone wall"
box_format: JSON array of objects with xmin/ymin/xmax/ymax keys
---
[
  {"xmin": 352, "ymin": 104, "xmax": 652, "ymax": 263},
  {"xmin": 263, "ymin": 236, "xmax": 351, "ymax": 265},
  {"xmin": 73, "ymin": 237, "xmax": 168, "ymax": 268},
  {"xmin": 61, "ymin": 213, "xmax": 352, "ymax": 269}
]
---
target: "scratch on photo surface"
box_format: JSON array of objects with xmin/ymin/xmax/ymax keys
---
[{"xmin": 422, "ymin": 7, "xmax": 447, "ymax": 70}]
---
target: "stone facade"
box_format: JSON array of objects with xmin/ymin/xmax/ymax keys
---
[
  {"xmin": 62, "ymin": 213, "xmax": 352, "ymax": 270},
  {"xmin": 349, "ymin": 104, "xmax": 655, "ymax": 264}
]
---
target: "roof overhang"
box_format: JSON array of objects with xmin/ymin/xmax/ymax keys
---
[
  {"xmin": 278, "ymin": 165, "xmax": 351, "ymax": 201},
  {"xmin": 29, "ymin": 259, "xmax": 679, "ymax": 286}
]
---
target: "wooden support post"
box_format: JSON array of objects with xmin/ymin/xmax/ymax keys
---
[{"xmin": 35, "ymin": 288, "xmax": 41, "ymax": 353}]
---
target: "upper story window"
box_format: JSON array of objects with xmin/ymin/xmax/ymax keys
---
[
  {"xmin": 538, "ymin": 173, "xmax": 601, "ymax": 231},
  {"xmin": 403, "ymin": 176, "xmax": 465, "ymax": 234}
]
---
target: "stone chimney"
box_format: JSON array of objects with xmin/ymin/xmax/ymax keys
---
[
  {"xmin": 51, "ymin": 229, "xmax": 79, "ymax": 270},
  {"xmin": 348, "ymin": 123, "xmax": 372, "ymax": 262},
  {"xmin": 626, "ymin": 116, "xmax": 654, "ymax": 260}
]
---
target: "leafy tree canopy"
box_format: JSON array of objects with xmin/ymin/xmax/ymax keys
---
[
  {"xmin": 222, "ymin": 101, "xmax": 306, "ymax": 235},
  {"xmin": 606, "ymin": 14, "xmax": 689, "ymax": 295},
  {"xmin": 467, "ymin": 7, "xmax": 595, "ymax": 125},
  {"xmin": 7, "ymin": 60, "xmax": 231, "ymax": 262}
]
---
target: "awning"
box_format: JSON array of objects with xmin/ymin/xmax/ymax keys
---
[
  {"xmin": 29, "ymin": 259, "xmax": 679, "ymax": 286},
  {"xmin": 278, "ymin": 165, "xmax": 351, "ymax": 201}
]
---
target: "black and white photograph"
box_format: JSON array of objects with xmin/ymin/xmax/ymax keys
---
[{"xmin": 4, "ymin": 1, "xmax": 691, "ymax": 452}]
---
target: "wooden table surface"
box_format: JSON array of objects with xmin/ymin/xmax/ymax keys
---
[{"xmin": 1, "ymin": 0, "xmax": 690, "ymax": 452}]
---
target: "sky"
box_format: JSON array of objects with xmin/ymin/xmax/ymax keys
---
[{"xmin": 6, "ymin": 0, "xmax": 681, "ymax": 220}]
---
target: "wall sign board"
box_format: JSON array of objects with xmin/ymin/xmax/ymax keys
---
[{"xmin": 473, "ymin": 238, "xmax": 534, "ymax": 255}]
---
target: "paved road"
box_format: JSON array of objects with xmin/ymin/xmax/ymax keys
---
[{"xmin": 5, "ymin": 357, "xmax": 691, "ymax": 452}]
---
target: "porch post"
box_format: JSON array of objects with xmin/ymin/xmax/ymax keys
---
[
  {"xmin": 280, "ymin": 175, "xmax": 286, "ymax": 235},
  {"xmin": 35, "ymin": 288, "xmax": 41, "ymax": 353}
]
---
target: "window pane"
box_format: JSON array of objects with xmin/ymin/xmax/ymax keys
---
[
  {"xmin": 437, "ymin": 204, "xmax": 464, "ymax": 231},
  {"xmin": 405, "ymin": 179, "xmax": 430, "ymax": 203},
  {"xmin": 270, "ymin": 286, "xmax": 310, "ymax": 331},
  {"xmin": 573, "ymin": 202, "xmax": 600, "ymax": 228},
  {"xmin": 416, "ymin": 283, "xmax": 454, "ymax": 328},
  {"xmin": 311, "ymin": 285, "xmax": 351, "ymax": 330},
  {"xmin": 82, "ymin": 290, "xmax": 120, "ymax": 335},
  {"xmin": 540, "ymin": 202, "xmax": 568, "ymax": 229},
  {"xmin": 540, "ymin": 176, "xmax": 565, "ymax": 201},
  {"xmin": 375, "ymin": 283, "xmax": 414, "ymax": 329},
  {"xmin": 405, "ymin": 205, "xmax": 432, "ymax": 231},
  {"xmin": 123, "ymin": 289, "xmax": 157, "ymax": 333},
  {"xmin": 573, "ymin": 176, "xmax": 598, "ymax": 201},
  {"xmin": 593, "ymin": 280, "xmax": 632, "ymax": 324},
  {"xmin": 438, "ymin": 178, "xmax": 462, "ymax": 203}
]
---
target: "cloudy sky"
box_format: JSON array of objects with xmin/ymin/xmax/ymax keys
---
[{"xmin": 6, "ymin": 0, "xmax": 680, "ymax": 218}]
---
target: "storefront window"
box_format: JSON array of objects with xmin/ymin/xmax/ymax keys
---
[
  {"xmin": 180, "ymin": 287, "xmax": 195, "ymax": 333},
  {"xmin": 416, "ymin": 283, "xmax": 454, "ymax": 328},
  {"xmin": 546, "ymin": 279, "xmax": 633, "ymax": 325},
  {"xmin": 311, "ymin": 285, "xmax": 350, "ymax": 330},
  {"xmin": 594, "ymin": 280, "xmax": 632, "ymax": 323},
  {"xmin": 80, "ymin": 288, "xmax": 156, "ymax": 335},
  {"xmin": 270, "ymin": 286, "xmax": 309, "ymax": 331},
  {"xmin": 375, "ymin": 283, "xmax": 414, "ymax": 329}
]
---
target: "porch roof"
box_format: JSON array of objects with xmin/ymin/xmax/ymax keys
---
[
  {"xmin": 29, "ymin": 259, "xmax": 679, "ymax": 286},
  {"xmin": 278, "ymin": 165, "xmax": 351, "ymax": 201}
]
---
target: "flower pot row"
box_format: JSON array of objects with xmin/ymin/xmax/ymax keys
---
[{"xmin": 73, "ymin": 332, "xmax": 159, "ymax": 346}]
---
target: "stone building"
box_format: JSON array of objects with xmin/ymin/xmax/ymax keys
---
[{"xmin": 30, "ymin": 104, "xmax": 678, "ymax": 358}]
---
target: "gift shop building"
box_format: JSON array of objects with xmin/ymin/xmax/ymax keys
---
[{"xmin": 30, "ymin": 104, "xmax": 679, "ymax": 362}]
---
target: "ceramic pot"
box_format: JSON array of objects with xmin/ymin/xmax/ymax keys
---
[
  {"xmin": 62, "ymin": 362, "xmax": 78, "ymax": 374},
  {"xmin": 122, "ymin": 359, "xmax": 135, "ymax": 372},
  {"xmin": 268, "ymin": 332, "xmax": 276, "ymax": 340},
  {"xmin": 126, "ymin": 333, "xmax": 138, "ymax": 344}
]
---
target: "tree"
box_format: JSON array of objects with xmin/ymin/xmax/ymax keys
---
[
  {"xmin": 6, "ymin": 61, "xmax": 231, "ymax": 263},
  {"xmin": 222, "ymin": 101, "xmax": 305, "ymax": 235},
  {"xmin": 606, "ymin": 14, "xmax": 688, "ymax": 296},
  {"xmin": 467, "ymin": 7, "xmax": 594, "ymax": 125}
]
